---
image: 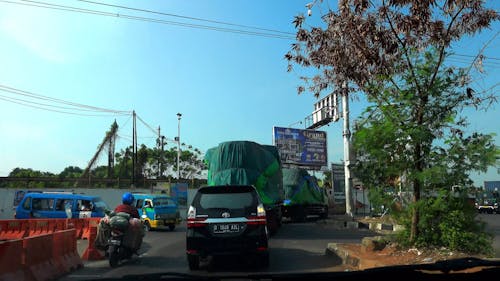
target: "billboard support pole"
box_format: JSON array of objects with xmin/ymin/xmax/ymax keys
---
[{"xmin": 342, "ymin": 81, "xmax": 354, "ymax": 218}]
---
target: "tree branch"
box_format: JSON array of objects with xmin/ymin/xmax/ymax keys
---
[
  {"xmin": 428, "ymin": 5, "xmax": 465, "ymax": 91},
  {"xmin": 382, "ymin": 0, "xmax": 422, "ymax": 97}
]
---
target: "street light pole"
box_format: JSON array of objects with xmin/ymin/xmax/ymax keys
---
[
  {"xmin": 342, "ymin": 81, "xmax": 354, "ymax": 218},
  {"xmin": 177, "ymin": 113, "xmax": 182, "ymax": 180}
]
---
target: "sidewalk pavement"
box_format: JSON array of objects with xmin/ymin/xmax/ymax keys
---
[{"xmin": 319, "ymin": 213, "xmax": 403, "ymax": 232}]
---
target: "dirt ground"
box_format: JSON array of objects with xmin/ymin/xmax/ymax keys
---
[
  {"xmin": 339, "ymin": 215, "xmax": 488, "ymax": 272},
  {"xmin": 339, "ymin": 242, "xmax": 486, "ymax": 270}
]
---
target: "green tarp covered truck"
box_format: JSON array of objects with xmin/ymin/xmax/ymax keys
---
[
  {"xmin": 282, "ymin": 168, "xmax": 328, "ymax": 221},
  {"xmin": 204, "ymin": 141, "xmax": 284, "ymax": 234}
]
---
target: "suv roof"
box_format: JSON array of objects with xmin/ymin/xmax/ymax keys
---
[
  {"xmin": 133, "ymin": 193, "xmax": 173, "ymax": 199},
  {"xmin": 23, "ymin": 192, "xmax": 101, "ymax": 200}
]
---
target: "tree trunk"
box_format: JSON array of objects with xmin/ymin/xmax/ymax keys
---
[
  {"xmin": 410, "ymin": 173, "xmax": 421, "ymax": 242},
  {"xmin": 410, "ymin": 93, "xmax": 426, "ymax": 243}
]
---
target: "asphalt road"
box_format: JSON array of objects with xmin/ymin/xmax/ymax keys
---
[
  {"xmin": 61, "ymin": 214, "xmax": 500, "ymax": 280},
  {"xmin": 62, "ymin": 219, "xmax": 378, "ymax": 280}
]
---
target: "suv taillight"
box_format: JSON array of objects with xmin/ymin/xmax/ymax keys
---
[
  {"xmin": 247, "ymin": 203, "xmax": 267, "ymax": 225},
  {"xmin": 187, "ymin": 205, "xmax": 196, "ymax": 219},
  {"xmin": 187, "ymin": 205, "xmax": 206, "ymax": 228}
]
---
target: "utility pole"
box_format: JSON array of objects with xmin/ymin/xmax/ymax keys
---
[
  {"xmin": 341, "ymin": 82, "xmax": 353, "ymax": 217},
  {"xmin": 338, "ymin": 0, "xmax": 353, "ymax": 218},
  {"xmin": 157, "ymin": 126, "xmax": 161, "ymax": 178},
  {"xmin": 132, "ymin": 110, "xmax": 137, "ymax": 188},
  {"xmin": 177, "ymin": 113, "xmax": 182, "ymax": 180}
]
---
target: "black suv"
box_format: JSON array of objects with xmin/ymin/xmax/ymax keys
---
[{"xmin": 186, "ymin": 185, "xmax": 269, "ymax": 270}]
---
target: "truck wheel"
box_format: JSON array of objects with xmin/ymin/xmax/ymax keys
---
[
  {"xmin": 320, "ymin": 207, "xmax": 329, "ymax": 219},
  {"xmin": 293, "ymin": 207, "xmax": 307, "ymax": 222},
  {"xmin": 169, "ymin": 224, "xmax": 176, "ymax": 231}
]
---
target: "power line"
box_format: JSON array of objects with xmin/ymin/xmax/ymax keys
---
[
  {"xmin": 76, "ymin": 0, "xmax": 295, "ymax": 36},
  {"xmin": 136, "ymin": 114, "xmax": 158, "ymax": 136},
  {"xmin": 0, "ymin": 95, "xmax": 127, "ymax": 116},
  {"xmin": 446, "ymin": 56, "xmax": 500, "ymax": 65},
  {"xmin": 2, "ymin": 0, "xmax": 295, "ymax": 40},
  {"xmin": 117, "ymin": 133, "xmax": 133, "ymax": 143},
  {"xmin": 451, "ymin": 54, "xmax": 500, "ymax": 61},
  {"xmin": 0, "ymin": 92, "xmax": 124, "ymax": 113},
  {"xmin": 477, "ymin": 82, "xmax": 500, "ymax": 95},
  {"xmin": 0, "ymin": 84, "xmax": 131, "ymax": 114},
  {"xmin": 466, "ymin": 31, "xmax": 500, "ymax": 75}
]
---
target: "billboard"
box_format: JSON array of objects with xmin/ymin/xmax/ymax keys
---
[
  {"xmin": 170, "ymin": 183, "xmax": 188, "ymax": 207},
  {"xmin": 273, "ymin": 126, "xmax": 327, "ymax": 169}
]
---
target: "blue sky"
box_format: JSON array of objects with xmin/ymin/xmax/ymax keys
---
[{"xmin": 0, "ymin": 0, "xmax": 498, "ymax": 187}]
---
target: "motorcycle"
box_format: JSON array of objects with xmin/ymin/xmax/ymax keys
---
[
  {"xmin": 107, "ymin": 225, "xmax": 135, "ymax": 267},
  {"xmin": 106, "ymin": 212, "xmax": 144, "ymax": 267}
]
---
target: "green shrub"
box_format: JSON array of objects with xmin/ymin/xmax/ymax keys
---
[{"xmin": 394, "ymin": 190, "xmax": 493, "ymax": 255}]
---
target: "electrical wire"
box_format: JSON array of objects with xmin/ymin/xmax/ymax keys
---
[
  {"xmin": 0, "ymin": 95, "xmax": 127, "ymax": 116},
  {"xmin": 451, "ymin": 54, "xmax": 500, "ymax": 61},
  {"xmin": 0, "ymin": 92, "xmax": 125, "ymax": 113},
  {"xmin": 76, "ymin": 0, "xmax": 295, "ymax": 36},
  {"xmin": 136, "ymin": 114, "xmax": 159, "ymax": 136},
  {"xmin": 1, "ymin": 0, "xmax": 295, "ymax": 40},
  {"xmin": 0, "ymin": 84, "xmax": 131, "ymax": 114}
]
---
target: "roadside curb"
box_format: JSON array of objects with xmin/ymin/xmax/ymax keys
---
[
  {"xmin": 318, "ymin": 217, "xmax": 404, "ymax": 233},
  {"xmin": 325, "ymin": 243, "xmax": 360, "ymax": 268}
]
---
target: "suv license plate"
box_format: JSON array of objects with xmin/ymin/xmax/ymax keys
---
[
  {"xmin": 214, "ymin": 224, "xmax": 239, "ymax": 234},
  {"xmin": 109, "ymin": 239, "xmax": 121, "ymax": 246}
]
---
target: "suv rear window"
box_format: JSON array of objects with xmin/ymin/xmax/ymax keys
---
[
  {"xmin": 193, "ymin": 186, "xmax": 259, "ymax": 217},
  {"xmin": 199, "ymin": 193, "xmax": 254, "ymax": 210}
]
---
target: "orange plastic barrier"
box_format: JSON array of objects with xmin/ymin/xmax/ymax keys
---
[
  {"xmin": 72, "ymin": 219, "xmax": 85, "ymax": 239},
  {"xmin": 81, "ymin": 226, "xmax": 105, "ymax": 261},
  {"xmin": 1, "ymin": 217, "xmax": 103, "ymax": 241},
  {"xmin": 0, "ymin": 239, "xmax": 27, "ymax": 281},
  {"xmin": 0, "ymin": 221, "xmax": 96, "ymax": 280},
  {"xmin": 81, "ymin": 218, "xmax": 101, "ymax": 240},
  {"xmin": 52, "ymin": 229, "xmax": 83, "ymax": 276},
  {"xmin": 23, "ymin": 234, "xmax": 59, "ymax": 281},
  {"xmin": 54, "ymin": 219, "xmax": 68, "ymax": 232},
  {"xmin": 28, "ymin": 220, "xmax": 51, "ymax": 237},
  {"xmin": 0, "ymin": 220, "xmax": 29, "ymax": 240}
]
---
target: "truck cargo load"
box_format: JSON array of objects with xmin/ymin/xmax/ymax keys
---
[
  {"xmin": 282, "ymin": 168, "xmax": 328, "ymax": 221},
  {"xmin": 204, "ymin": 141, "xmax": 284, "ymax": 234}
]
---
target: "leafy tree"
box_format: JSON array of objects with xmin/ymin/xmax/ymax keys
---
[
  {"xmin": 352, "ymin": 48, "xmax": 497, "ymax": 253},
  {"xmin": 286, "ymin": 0, "xmax": 498, "ymax": 245},
  {"xmin": 114, "ymin": 146, "xmax": 133, "ymax": 179},
  {"xmin": 115, "ymin": 144, "xmax": 205, "ymax": 182},
  {"xmin": 7, "ymin": 168, "xmax": 57, "ymax": 188},
  {"xmin": 59, "ymin": 166, "xmax": 83, "ymax": 178}
]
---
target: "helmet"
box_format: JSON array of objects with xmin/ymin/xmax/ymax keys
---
[{"xmin": 122, "ymin": 192, "xmax": 135, "ymax": 205}]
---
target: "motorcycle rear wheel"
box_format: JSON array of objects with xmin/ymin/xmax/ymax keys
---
[{"xmin": 109, "ymin": 245, "xmax": 120, "ymax": 267}]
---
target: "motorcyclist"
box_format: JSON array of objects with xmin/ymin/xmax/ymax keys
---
[{"xmin": 114, "ymin": 192, "xmax": 140, "ymax": 219}]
